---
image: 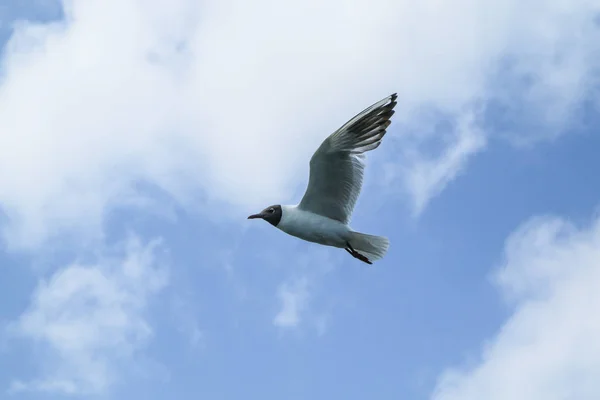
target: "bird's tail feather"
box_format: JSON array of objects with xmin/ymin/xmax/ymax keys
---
[{"xmin": 348, "ymin": 231, "xmax": 389, "ymax": 261}]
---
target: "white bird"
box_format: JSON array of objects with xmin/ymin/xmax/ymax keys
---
[{"xmin": 248, "ymin": 93, "xmax": 397, "ymax": 264}]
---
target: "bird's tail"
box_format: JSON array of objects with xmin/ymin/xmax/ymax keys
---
[{"xmin": 348, "ymin": 231, "xmax": 390, "ymax": 261}]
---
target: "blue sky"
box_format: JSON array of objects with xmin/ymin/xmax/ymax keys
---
[{"xmin": 2, "ymin": 1, "xmax": 600, "ymax": 399}]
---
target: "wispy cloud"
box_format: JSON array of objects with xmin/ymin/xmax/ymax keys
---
[
  {"xmin": 273, "ymin": 277, "xmax": 310, "ymax": 329},
  {"xmin": 432, "ymin": 214, "xmax": 600, "ymax": 400},
  {"xmin": 271, "ymin": 246, "xmax": 337, "ymax": 334},
  {"xmin": 402, "ymin": 111, "xmax": 486, "ymax": 215},
  {"xmin": 0, "ymin": 0, "xmax": 597, "ymax": 250},
  {"xmin": 171, "ymin": 295, "xmax": 205, "ymax": 351},
  {"xmin": 6, "ymin": 236, "xmax": 168, "ymax": 396}
]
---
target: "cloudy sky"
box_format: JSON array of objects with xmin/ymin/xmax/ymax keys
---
[{"xmin": 1, "ymin": 0, "xmax": 600, "ymax": 399}]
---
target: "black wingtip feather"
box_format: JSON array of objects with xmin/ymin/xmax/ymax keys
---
[{"xmin": 324, "ymin": 91, "xmax": 399, "ymax": 154}]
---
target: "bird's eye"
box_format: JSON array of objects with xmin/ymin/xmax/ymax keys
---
[{"xmin": 268, "ymin": 208, "xmax": 275, "ymax": 213}]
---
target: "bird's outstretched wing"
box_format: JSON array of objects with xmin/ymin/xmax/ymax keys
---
[{"xmin": 298, "ymin": 93, "xmax": 397, "ymax": 224}]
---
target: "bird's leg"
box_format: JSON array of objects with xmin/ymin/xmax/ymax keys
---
[{"xmin": 345, "ymin": 242, "xmax": 373, "ymax": 265}]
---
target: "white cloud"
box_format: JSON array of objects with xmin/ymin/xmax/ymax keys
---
[
  {"xmin": 432, "ymin": 214, "xmax": 600, "ymax": 400},
  {"xmin": 6, "ymin": 235, "xmax": 168, "ymax": 395},
  {"xmin": 171, "ymin": 295, "xmax": 205, "ymax": 351},
  {"xmin": 274, "ymin": 277, "xmax": 310, "ymax": 329},
  {"xmin": 271, "ymin": 246, "xmax": 336, "ymax": 332},
  {"xmin": 0, "ymin": 0, "xmax": 598, "ymax": 249},
  {"xmin": 402, "ymin": 111, "xmax": 486, "ymax": 215}
]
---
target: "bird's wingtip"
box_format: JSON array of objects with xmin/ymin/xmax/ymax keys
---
[{"xmin": 387, "ymin": 93, "xmax": 398, "ymax": 109}]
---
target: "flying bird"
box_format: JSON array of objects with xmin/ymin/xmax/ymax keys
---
[{"xmin": 248, "ymin": 93, "xmax": 397, "ymax": 264}]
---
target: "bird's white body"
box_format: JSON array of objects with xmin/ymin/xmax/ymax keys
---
[{"xmin": 278, "ymin": 205, "xmax": 350, "ymax": 248}]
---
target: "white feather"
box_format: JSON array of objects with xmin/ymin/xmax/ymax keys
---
[{"xmin": 277, "ymin": 206, "xmax": 350, "ymax": 248}]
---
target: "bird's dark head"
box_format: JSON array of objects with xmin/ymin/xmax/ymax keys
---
[{"xmin": 247, "ymin": 205, "xmax": 282, "ymax": 227}]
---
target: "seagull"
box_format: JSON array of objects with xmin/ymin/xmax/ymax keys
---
[{"xmin": 248, "ymin": 93, "xmax": 397, "ymax": 264}]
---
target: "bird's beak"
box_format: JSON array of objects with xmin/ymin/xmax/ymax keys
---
[{"xmin": 247, "ymin": 213, "xmax": 263, "ymax": 220}]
